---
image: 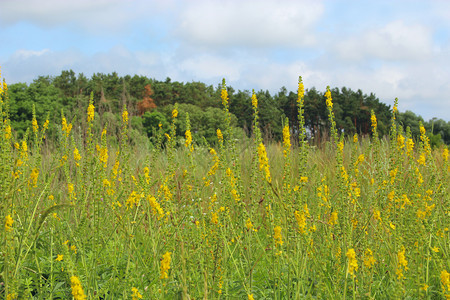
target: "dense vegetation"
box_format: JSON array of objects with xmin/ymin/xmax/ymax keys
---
[
  {"xmin": 1, "ymin": 68, "xmax": 449, "ymax": 299},
  {"xmin": 6, "ymin": 70, "xmax": 450, "ymax": 147}
]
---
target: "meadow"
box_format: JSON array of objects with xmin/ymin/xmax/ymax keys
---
[{"xmin": 1, "ymin": 73, "xmax": 450, "ymax": 299}]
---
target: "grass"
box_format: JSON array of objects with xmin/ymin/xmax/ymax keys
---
[{"xmin": 1, "ymin": 79, "xmax": 449, "ymax": 299}]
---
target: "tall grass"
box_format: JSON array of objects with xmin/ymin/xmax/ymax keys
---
[{"xmin": 1, "ymin": 74, "xmax": 449, "ymax": 299}]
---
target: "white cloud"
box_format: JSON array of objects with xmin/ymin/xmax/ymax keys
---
[
  {"xmin": 176, "ymin": 0, "xmax": 324, "ymax": 48},
  {"xmin": 336, "ymin": 20, "xmax": 433, "ymax": 61}
]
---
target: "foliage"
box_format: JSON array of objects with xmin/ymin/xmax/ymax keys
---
[{"xmin": 1, "ymin": 70, "xmax": 449, "ymax": 299}]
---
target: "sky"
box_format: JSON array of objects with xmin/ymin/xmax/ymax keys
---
[{"xmin": 1, "ymin": 0, "xmax": 449, "ymax": 121}]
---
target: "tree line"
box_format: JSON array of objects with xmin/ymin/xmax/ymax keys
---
[{"xmin": 6, "ymin": 69, "xmax": 450, "ymax": 147}]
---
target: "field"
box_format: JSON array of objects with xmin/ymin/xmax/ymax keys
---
[{"xmin": 1, "ymin": 76, "xmax": 450, "ymax": 299}]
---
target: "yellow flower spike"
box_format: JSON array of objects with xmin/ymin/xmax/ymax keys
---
[
  {"xmin": 131, "ymin": 287, "xmax": 143, "ymax": 300},
  {"xmin": 251, "ymin": 90, "xmax": 258, "ymax": 109},
  {"xmin": 160, "ymin": 251, "xmax": 172, "ymax": 279},
  {"xmin": 274, "ymin": 226, "xmax": 283, "ymax": 246},
  {"xmin": 5, "ymin": 214, "xmax": 13, "ymax": 231},
  {"xmin": 122, "ymin": 109, "xmax": 129, "ymax": 125},
  {"xmin": 346, "ymin": 248, "xmax": 358, "ymax": 276},
  {"xmin": 87, "ymin": 103, "xmax": 95, "ymax": 123},
  {"xmin": 70, "ymin": 276, "xmax": 87, "ymax": 300},
  {"xmin": 325, "ymin": 86, "xmax": 333, "ymax": 108},
  {"xmin": 172, "ymin": 108, "xmax": 178, "ymax": 118},
  {"xmin": 56, "ymin": 254, "xmax": 63, "ymax": 261},
  {"xmin": 221, "ymin": 79, "xmax": 228, "ymax": 107},
  {"xmin": 297, "ymin": 76, "xmax": 305, "ymax": 102}
]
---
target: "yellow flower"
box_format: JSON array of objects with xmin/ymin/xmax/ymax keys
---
[
  {"xmin": 160, "ymin": 251, "xmax": 172, "ymax": 279},
  {"xmin": 282, "ymin": 124, "xmax": 291, "ymax": 156},
  {"xmin": 217, "ymin": 129, "xmax": 223, "ymax": 143},
  {"xmin": 297, "ymin": 77, "xmax": 304, "ymax": 102},
  {"xmin": 441, "ymin": 270, "xmax": 450, "ymax": 296},
  {"xmin": 417, "ymin": 153, "xmax": 426, "ymax": 165},
  {"xmin": 325, "ymin": 87, "xmax": 333, "ymax": 108},
  {"xmin": 29, "ymin": 168, "xmax": 39, "ymax": 187},
  {"xmin": 443, "ymin": 148, "xmax": 448, "ymax": 162},
  {"xmin": 122, "ymin": 109, "xmax": 129, "ymax": 125},
  {"xmin": 32, "ymin": 117, "xmax": 38, "ymax": 133},
  {"xmin": 185, "ymin": 129, "xmax": 192, "ymax": 148},
  {"xmin": 87, "ymin": 103, "xmax": 95, "ymax": 123},
  {"xmin": 131, "ymin": 287, "xmax": 143, "ymax": 300},
  {"xmin": 396, "ymin": 247, "xmax": 408, "ymax": 280},
  {"xmin": 172, "ymin": 108, "xmax": 178, "ymax": 118},
  {"xmin": 56, "ymin": 254, "xmax": 63, "ymax": 261},
  {"xmin": 68, "ymin": 183, "xmax": 74, "ymax": 194},
  {"xmin": 257, "ymin": 143, "xmax": 271, "ymax": 183},
  {"xmin": 371, "ymin": 111, "xmax": 377, "ymax": 129},
  {"xmin": 73, "ymin": 148, "xmax": 81, "ymax": 162},
  {"xmin": 4, "ymin": 124, "xmax": 12, "ymax": 139},
  {"xmin": 70, "ymin": 276, "xmax": 87, "ymax": 300},
  {"xmin": 346, "ymin": 248, "xmax": 358, "ymax": 276},
  {"xmin": 251, "ymin": 92, "xmax": 258, "ymax": 109},
  {"xmin": 246, "ymin": 218, "xmax": 253, "ymax": 230},
  {"xmin": 329, "ymin": 212, "xmax": 338, "ymax": 225},
  {"xmin": 373, "ymin": 210, "xmax": 382, "ymax": 222},
  {"xmin": 294, "ymin": 210, "xmax": 307, "ymax": 234},
  {"xmin": 397, "ymin": 134, "xmax": 405, "ymax": 148},
  {"xmin": 363, "ymin": 248, "xmax": 376, "ymax": 269},
  {"xmin": 248, "ymin": 294, "xmax": 255, "ymax": 300},
  {"xmin": 221, "ymin": 81, "xmax": 228, "ymax": 106},
  {"xmin": 274, "ymin": 226, "xmax": 283, "ymax": 246},
  {"xmin": 353, "ymin": 133, "xmax": 358, "ymax": 143},
  {"xmin": 5, "ymin": 214, "xmax": 13, "ymax": 231}
]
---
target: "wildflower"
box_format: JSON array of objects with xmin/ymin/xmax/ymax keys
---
[
  {"xmin": 396, "ymin": 247, "xmax": 408, "ymax": 280},
  {"xmin": 294, "ymin": 210, "xmax": 307, "ymax": 234},
  {"xmin": 353, "ymin": 133, "xmax": 358, "ymax": 143},
  {"xmin": 371, "ymin": 111, "xmax": 377, "ymax": 130},
  {"xmin": 122, "ymin": 109, "xmax": 129, "ymax": 125},
  {"xmin": 29, "ymin": 168, "xmax": 39, "ymax": 187},
  {"xmin": 329, "ymin": 212, "xmax": 338, "ymax": 225},
  {"xmin": 346, "ymin": 248, "xmax": 358, "ymax": 276},
  {"xmin": 297, "ymin": 77, "xmax": 304, "ymax": 102},
  {"xmin": 32, "ymin": 117, "xmax": 38, "ymax": 133},
  {"xmin": 363, "ymin": 248, "xmax": 376, "ymax": 269},
  {"xmin": 406, "ymin": 138, "xmax": 414, "ymax": 155},
  {"xmin": 73, "ymin": 148, "xmax": 81, "ymax": 164},
  {"xmin": 421, "ymin": 284, "xmax": 429, "ymax": 291},
  {"xmin": 56, "ymin": 254, "xmax": 63, "ymax": 261},
  {"xmin": 43, "ymin": 119, "xmax": 49, "ymax": 130},
  {"xmin": 211, "ymin": 212, "xmax": 219, "ymax": 224},
  {"xmin": 417, "ymin": 153, "xmax": 426, "ymax": 165},
  {"xmin": 131, "ymin": 287, "xmax": 143, "ymax": 300},
  {"xmin": 185, "ymin": 129, "xmax": 192, "ymax": 148},
  {"xmin": 300, "ymin": 176, "xmax": 308, "ymax": 183},
  {"xmin": 61, "ymin": 117, "xmax": 72, "ymax": 136},
  {"xmin": 148, "ymin": 196, "xmax": 164, "ymax": 218},
  {"xmin": 443, "ymin": 148, "xmax": 449, "ymax": 162},
  {"xmin": 160, "ymin": 251, "xmax": 172, "ymax": 279},
  {"xmin": 246, "ymin": 218, "xmax": 253, "ymax": 230},
  {"xmin": 87, "ymin": 103, "xmax": 95, "ymax": 123},
  {"xmin": 68, "ymin": 183, "xmax": 74, "ymax": 194},
  {"xmin": 257, "ymin": 143, "xmax": 271, "ymax": 183},
  {"xmin": 274, "ymin": 226, "xmax": 283, "ymax": 246},
  {"xmin": 441, "ymin": 270, "xmax": 450, "ymax": 296},
  {"xmin": 217, "ymin": 129, "xmax": 223, "ymax": 144},
  {"xmin": 325, "ymin": 87, "xmax": 333, "ymax": 108},
  {"xmin": 251, "ymin": 92, "xmax": 258, "ymax": 109},
  {"xmin": 397, "ymin": 134, "xmax": 405, "ymax": 148},
  {"xmin": 172, "ymin": 108, "xmax": 178, "ymax": 118},
  {"xmin": 221, "ymin": 80, "xmax": 228, "ymax": 106},
  {"xmin": 5, "ymin": 214, "xmax": 13, "ymax": 231},
  {"xmin": 248, "ymin": 294, "xmax": 255, "ymax": 300},
  {"xmin": 96, "ymin": 144, "xmax": 108, "ymax": 167},
  {"xmin": 282, "ymin": 124, "xmax": 291, "ymax": 156},
  {"xmin": 373, "ymin": 210, "xmax": 382, "ymax": 222},
  {"xmin": 70, "ymin": 276, "xmax": 87, "ymax": 300}
]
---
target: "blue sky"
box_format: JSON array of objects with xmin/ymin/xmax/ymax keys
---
[{"xmin": 1, "ymin": 0, "xmax": 449, "ymax": 121}]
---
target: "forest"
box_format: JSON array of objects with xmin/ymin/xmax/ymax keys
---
[{"xmin": 6, "ymin": 69, "xmax": 450, "ymax": 147}]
